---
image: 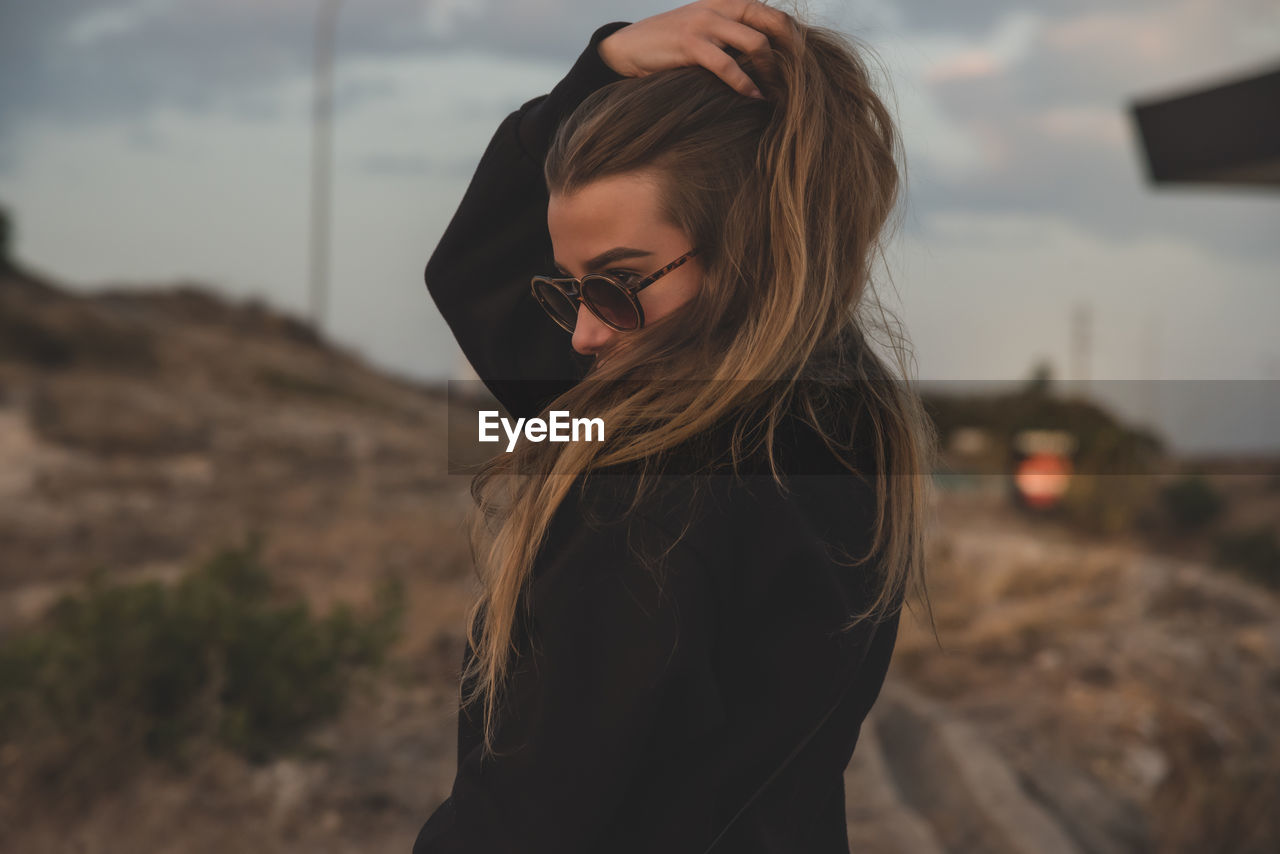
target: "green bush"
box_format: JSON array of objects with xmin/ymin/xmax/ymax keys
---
[
  {"xmin": 1160, "ymin": 475, "xmax": 1226, "ymax": 531},
  {"xmin": 1213, "ymin": 525, "xmax": 1280, "ymax": 589},
  {"xmin": 0, "ymin": 532, "xmax": 405, "ymax": 794},
  {"xmin": 1059, "ymin": 472, "xmax": 1161, "ymax": 536}
]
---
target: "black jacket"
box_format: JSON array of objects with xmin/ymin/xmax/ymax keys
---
[{"xmin": 413, "ymin": 21, "xmax": 901, "ymax": 854}]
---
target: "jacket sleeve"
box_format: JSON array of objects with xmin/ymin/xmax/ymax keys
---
[
  {"xmin": 411, "ymin": 505, "xmax": 718, "ymax": 853},
  {"xmin": 424, "ymin": 21, "xmax": 632, "ymax": 421}
]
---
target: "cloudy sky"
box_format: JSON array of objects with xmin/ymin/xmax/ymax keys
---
[{"xmin": 1, "ymin": 0, "xmax": 1277, "ymax": 452}]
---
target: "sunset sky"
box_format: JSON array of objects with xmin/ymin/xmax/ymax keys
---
[{"xmin": 1, "ymin": 0, "xmax": 1277, "ymax": 451}]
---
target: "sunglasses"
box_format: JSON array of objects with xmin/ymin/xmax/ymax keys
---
[{"xmin": 530, "ymin": 247, "xmax": 700, "ymax": 332}]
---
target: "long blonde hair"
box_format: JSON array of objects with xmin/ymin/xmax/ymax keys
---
[{"xmin": 461, "ymin": 12, "xmax": 937, "ymax": 757}]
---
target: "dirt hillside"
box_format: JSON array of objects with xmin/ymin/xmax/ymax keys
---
[{"xmin": 1, "ymin": 262, "xmax": 1277, "ymax": 853}]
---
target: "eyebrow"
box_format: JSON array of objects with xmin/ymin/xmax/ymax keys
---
[{"xmin": 552, "ymin": 246, "xmax": 655, "ymax": 274}]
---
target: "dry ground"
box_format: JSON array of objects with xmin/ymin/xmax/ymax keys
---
[{"xmin": 1, "ymin": 273, "xmax": 1277, "ymax": 852}]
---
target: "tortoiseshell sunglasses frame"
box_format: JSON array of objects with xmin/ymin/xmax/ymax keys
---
[{"xmin": 530, "ymin": 247, "xmax": 700, "ymax": 332}]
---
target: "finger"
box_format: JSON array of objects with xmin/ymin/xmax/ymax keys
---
[
  {"xmin": 709, "ymin": 16, "xmax": 772, "ymax": 66},
  {"xmin": 736, "ymin": 0, "xmax": 799, "ymax": 48},
  {"xmin": 689, "ymin": 38, "xmax": 764, "ymax": 98},
  {"xmin": 709, "ymin": 16, "xmax": 780, "ymax": 86}
]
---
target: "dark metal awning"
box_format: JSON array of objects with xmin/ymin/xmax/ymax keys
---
[{"xmin": 1130, "ymin": 63, "xmax": 1280, "ymax": 188}]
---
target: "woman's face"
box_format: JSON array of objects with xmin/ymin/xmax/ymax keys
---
[{"xmin": 547, "ymin": 170, "xmax": 703, "ymax": 363}]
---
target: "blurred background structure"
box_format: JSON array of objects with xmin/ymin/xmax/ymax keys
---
[
  {"xmin": 1, "ymin": 2, "xmax": 1278, "ymax": 853},
  {"xmin": 1131, "ymin": 63, "xmax": 1280, "ymax": 188},
  {"xmin": 308, "ymin": 0, "xmax": 343, "ymax": 332}
]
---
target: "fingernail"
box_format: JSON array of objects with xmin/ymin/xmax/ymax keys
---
[{"xmin": 749, "ymin": 87, "xmax": 765, "ymax": 99}]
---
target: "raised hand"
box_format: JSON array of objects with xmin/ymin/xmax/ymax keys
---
[{"xmin": 597, "ymin": 0, "xmax": 799, "ymax": 99}]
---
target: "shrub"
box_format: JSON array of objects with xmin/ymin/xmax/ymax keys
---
[
  {"xmin": 1059, "ymin": 472, "xmax": 1161, "ymax": 537},
  {"xmin": 1208, "ymin": 524, "xmax": 1280, "ymax": 591},
  {"xmin": 1160, "ymin": 475, "xmax": 1226, "ymax": 531},
  {"xmin": 1212, "ymin": 525, "xmax": 1280, "ymax": 589},
  {"xmin": 0, "ymin": 532, "xmax": 405, "ymax": 803}
]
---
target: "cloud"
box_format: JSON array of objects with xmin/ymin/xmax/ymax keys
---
[
  {"xmin": 900, "ymin": 0, "xmax": 1280, "ymax": 259},
  {"xmin": 3, "ymin": 0, "xmax": 1276, "ymax": 262},
  {"xmin": 357, "ymin": 152, "xmax": 477, "ymax": 178},
  {"xmin": 920, "ymin": 9, "xmax": 1040, "ymax": 83},
  {"xmin": 884, "ymin": 0, "xmax": 1172, "ymax": 37},
  {"xmin": 2, "ymin": 1, "xmax": 417, "ymax": 129},
  {"xmin": 0, "ymin": 0, "xmax": 654, "ymax": 162}
]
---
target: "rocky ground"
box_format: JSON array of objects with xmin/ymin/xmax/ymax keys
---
[
  {"xmin": 1, "ymin": 267, "xmax": 1277, "ymax": 853},
  {"xmin": 877, "ymin": 490, "xmax": 1280, "ymax": 853}
]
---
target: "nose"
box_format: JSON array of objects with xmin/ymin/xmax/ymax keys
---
[{"xmin": 571, "ymin": 302, "xmax": 616, "ymax": 357}]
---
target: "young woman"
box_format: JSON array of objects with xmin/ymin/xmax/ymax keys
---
[{"xmin": 413, "ymin": 2, "xmax": 936, "ymax": 851}]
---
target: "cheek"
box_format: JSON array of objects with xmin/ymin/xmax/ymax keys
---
[{"xmin": 643, "ymin": 275, "xmax": 702, "ymax": 324}]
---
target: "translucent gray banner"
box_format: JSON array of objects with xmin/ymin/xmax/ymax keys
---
[{"xmin": 443, "ymin": 379, "xmax": 1280, "ymax": 477}]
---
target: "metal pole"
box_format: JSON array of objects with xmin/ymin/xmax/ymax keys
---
[
  {"xmin": 1070, "ymin": 300, "xmax": 1092, "ymax": 402},
  {"xmin": 308, "ymin": 0, "xmax": 342, "ymax": 331}
]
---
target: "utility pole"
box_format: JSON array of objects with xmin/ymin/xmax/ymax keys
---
[
  {"xmin": 308, "ymin": 0, "xmax": 342, "ymax": 332},
  {"xmin": 1140, "ymin": 310, "xmax": 1161, "ymax": 433},
  {"xmin": 1069, "ymin": 300, "xmax": 1093, "ymax": 402}
]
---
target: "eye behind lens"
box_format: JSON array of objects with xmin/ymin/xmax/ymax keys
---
[
  {"xmin": 533, "ymin": 279, "xmax": 578, "ymax": 330},
  {"xmin": 582, "ymin": 276, "xmax": 641, "ymax": 330}
]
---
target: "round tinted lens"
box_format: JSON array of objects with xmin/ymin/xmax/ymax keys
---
[
  {"xmin": 532, "ymin": 279, "xmax": 578, "ymax": 330},
  {"xmin": 582, "ymin": 276, "xmax": 640, "ymax": 330}
]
